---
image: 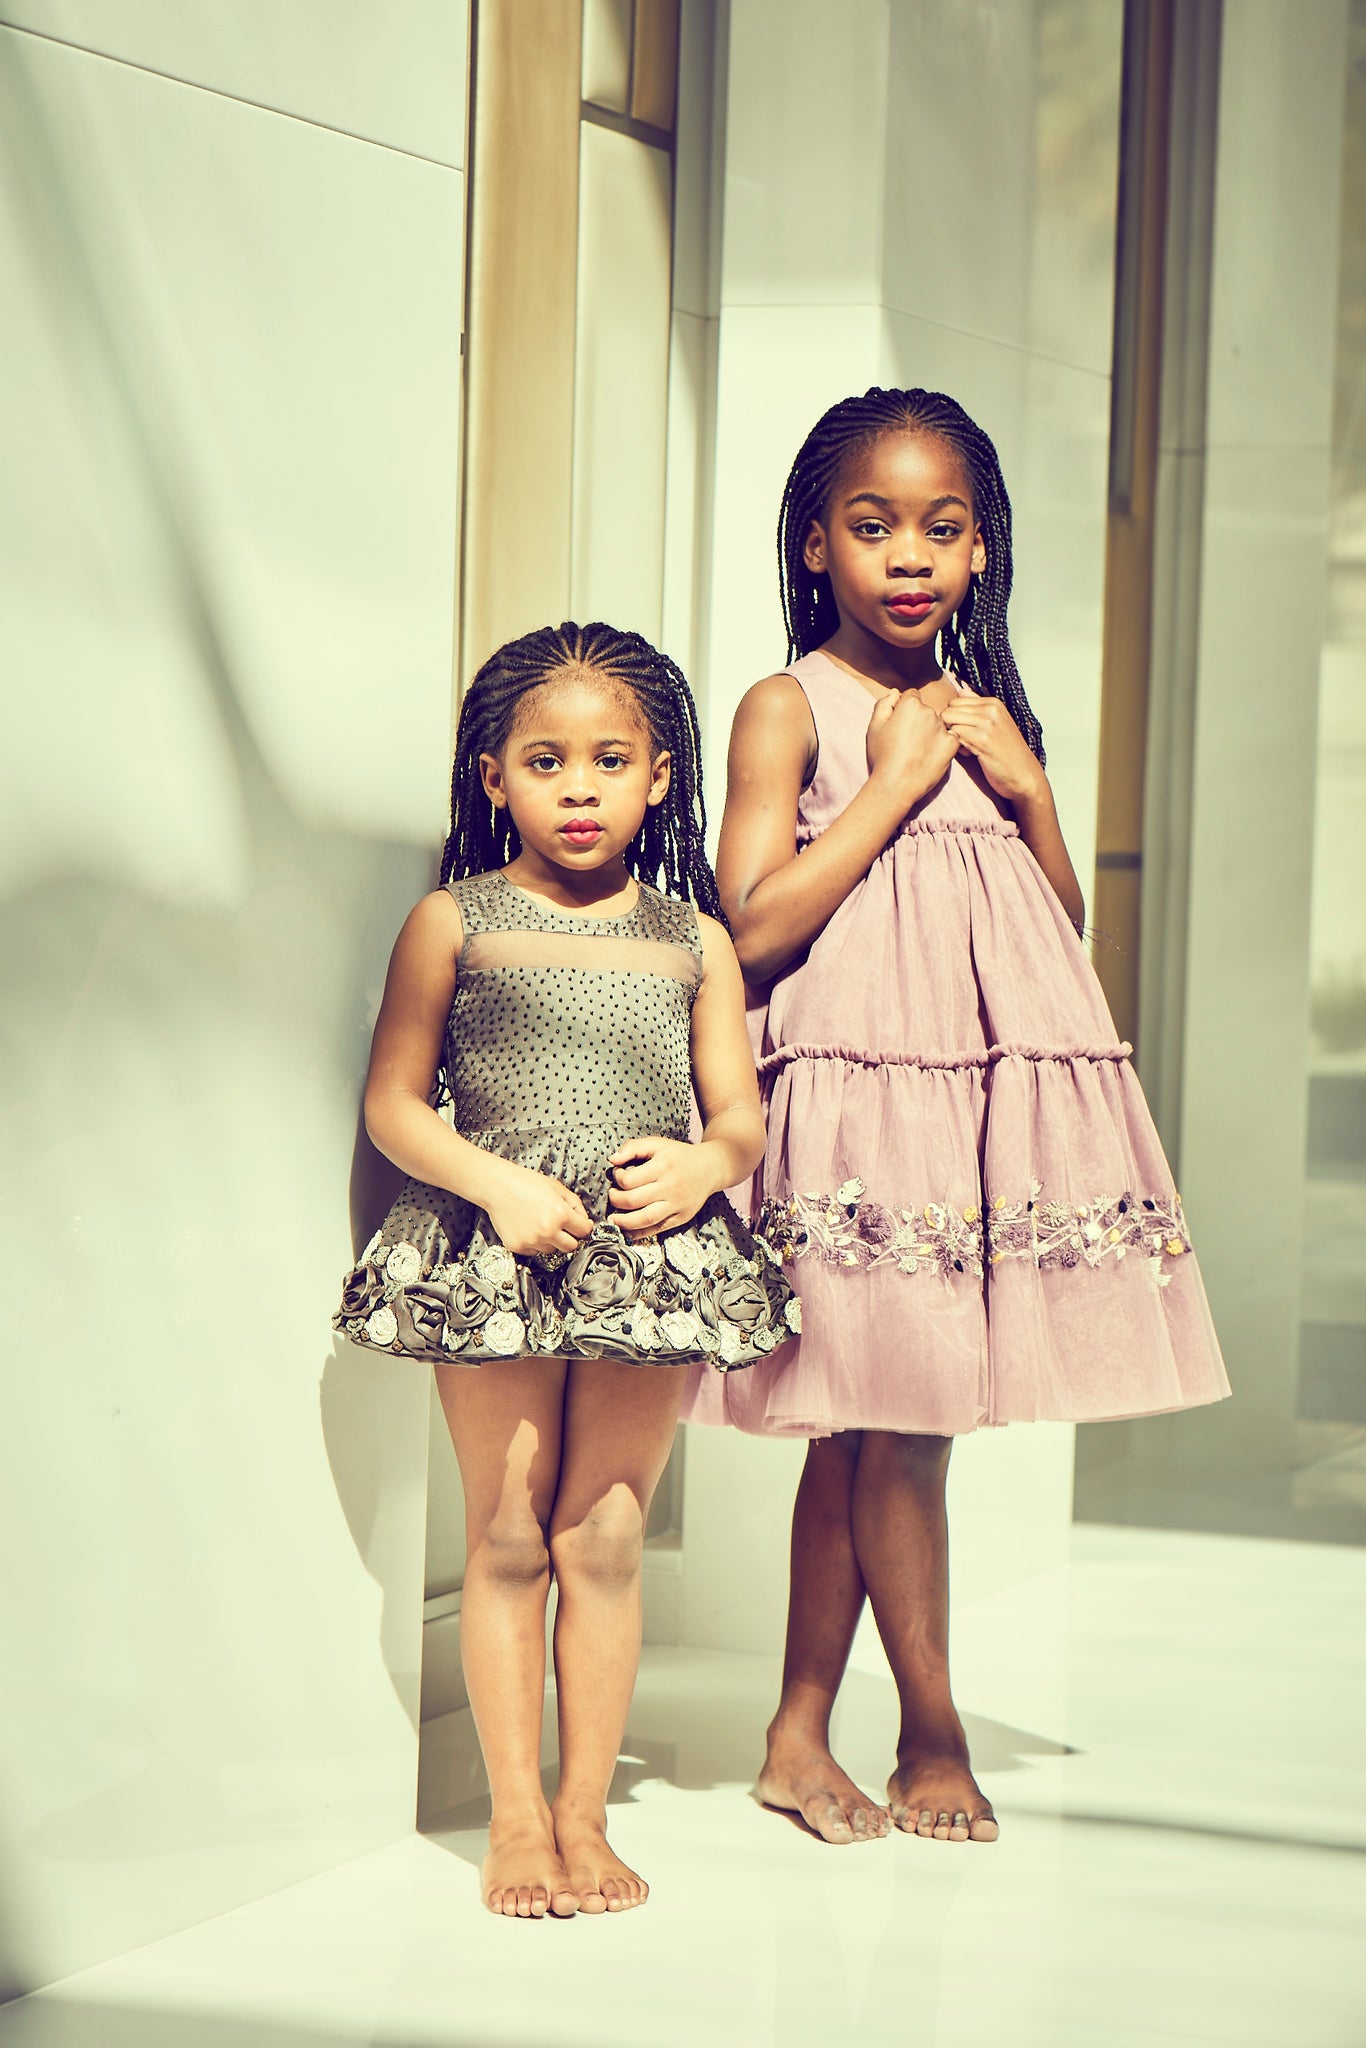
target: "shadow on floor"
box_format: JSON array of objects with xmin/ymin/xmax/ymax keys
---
[{"xmin": 419, "ymin": 1646, "xmax": 1076, "ymax": 1866}]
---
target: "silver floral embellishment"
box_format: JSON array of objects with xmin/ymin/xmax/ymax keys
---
[
  {"xmin": 836, "ymin": 1177, "xmax": 865, "ymax": 1206},
  {"xmin": 365, "ymin": 1305, "xmax": 399, "ymax": 1347},
  {"xmin": 637, "ymin": 1240, "xmax": 666, "ymax": 1275},
  {"xmin": 629, "ymin": 1302, "xmax": 661, "ymax": 1349},
  {"xmin": 474, "ymin": 1245, "xmax": 518, "ymax": 1287},
  {"xmin": 659, "ymin": 1309, "xmax": 700, "ymax": 1349},
  {"xmin": 664, "ymin": 1235, "xmax": 705, "ymax": 1283},
  {"xmin": 482, "ymin": 1310, "xmax": 527, "ymax": 1356},
  {"xmin": 785, "ymin": 1296, "xmax": 803, "ymax": 1333},
  {"xmin": 385, "ymin": 1244, "xmax": 423, "ymax": 1287}
]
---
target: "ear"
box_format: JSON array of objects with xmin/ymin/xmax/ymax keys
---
[
  {"xmin": 647, "ymin": 750, "xmax": 672, "ymax": 808},
  {"xmin": 970, "ymin": 526, "xmax": 987, "ymax": 576},
  {"xmin": 802, "ymin": 518, "xmax": 828, "ymax": 575},
  {"xmin": 479, "ymin": 752, "xmax": 508, "ymax": 808}
]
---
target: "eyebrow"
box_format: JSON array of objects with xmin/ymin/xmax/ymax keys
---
[
  {"xmin": 515, "ymin": 733, "xmax": 639, "ymax": 751},
  {"xmin": 843, "ymin": 491, "xmax": 970, "ymax": 515}
]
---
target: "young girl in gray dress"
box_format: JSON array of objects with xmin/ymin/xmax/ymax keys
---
[{"xmin": 336, "ymin": 622, "xmax": 793, "ymax": 1921}]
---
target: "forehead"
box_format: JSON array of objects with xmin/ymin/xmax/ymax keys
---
[
  {"xmin": 832, "ymin": 428, "xmax": 973, "ymax": 511},
  {"xmin": 508, "ymin": 667, "xmax": 650, "ymax": 738}
]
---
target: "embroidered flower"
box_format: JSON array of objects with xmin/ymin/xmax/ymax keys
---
[
  {"xmin": 365, "ymin": 1305, "xmax": 399, "ymax": 1347},
  {"xmin": 446, "ymin": 1266, "xmax": 501, "ymax": 1336},
  {"xmin": 394, "ymin": 1283, "xmax": 449, "ymax": 1351},
  {"xmin": 785, "ymin": 1296, "xmax": 803, "ymax": 1333},
  {"xmin": 385, "ymin": 1243, "xmax": 424, "ymax": 1287},
  {"xmin": 836, "ymin": 1178, "xmax": 865, "ymax": 1206},
  {"xmin": 339, "ymin": 1264, "xmax": 386, "ymax": 1318},
  {"xmin": 474, "ymin": 1244, "xmax": 518, "ymax": 1287},
  {"xmin": 482, "ymin": 1310, "xmax": 527, "ymax": 1356},
  {"xmin": 856, "ymin": 1201, "xmax": 895, "ymax": 1245},
  {"xmin": 565, "ymin": 1232, "xmax": 645, "ymax": 1314},
  {"xmin": 710, "ymin": 1270, "xmax": 772, "ymax": 1334},
  {"xmin": 637, "ymin": 1240, "xmax": 666, "ymax": 1275},
  {"xmin": 629, "ymin": 1302, "xmax": 662, "ymax": 1349},
  {"xmin": 663, "ymin": 1233, "xmax": 705, "ymax": 1283},
  {"xmin": 717, "ymin": 1320, "xmax": 744, "ymax": 1366},
  {"xmin": 659, "ymin": 1309, "xmax": 700, "ymax": 1350}
]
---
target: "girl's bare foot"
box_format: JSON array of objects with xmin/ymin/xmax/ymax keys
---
[
  {"xmin": 758, "ymin": 1724, "xmax": 891, "ymax": 1844},
  {"xmin": 552, "ymin": 1801, "xmax": 648, "ymax": 1912},
  {"xmin": 888, "ymin": 1751, "xmax": 998, "ymax": 1843},
  {"xmin": 483, "ymin": 1804, "xmax": 580, "ymax": 1917}
]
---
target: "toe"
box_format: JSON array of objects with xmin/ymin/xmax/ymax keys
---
[
  {"xmin": 531, "ymin": 1885, "xmax": 549, "ymax": 1917},
  {"xmin": 578, "ymin": 1885, "xmax": 607, "ymax": 1914},
  {"xmin": 550, "ymin": 1886, "xmax": 579, "ymax": 1917},
  {"xmin": 807, "ymin": 1798, "xmax": 855, "ymax": 1844},
  {"xmin": 517, "ymin": 1885, "xmax": 535, "ymax": 1916},
  {"xmin": 485, "ymin": 1887, "xmax": 502, "ymax": 1916},
  {"xmin": 502, "ymin": 1889, "xmax": 519, "ymax": 1917},
  {"xmin": 948, "ymin": 1811, "xmax": 970, "ymax": 1842},
  {"xmin": 603, "ymin": 1879, "xmax": 624, "ymax": 1911},
  {"xmin": 916, "ymin": 1808, "xmax": 935, "ymax": 1837},
  {"xmin": 933, "ymin": 1811, "xmax": 952, "ymax": 1840},
  {"xmin": 969, "ymin": 1813, "xmax": 1000, "ymax": 1843}
]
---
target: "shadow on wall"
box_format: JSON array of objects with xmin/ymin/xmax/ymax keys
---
[{"xmin": 0, "ymin": 29, "xmax": 451, "ymax": 1994}]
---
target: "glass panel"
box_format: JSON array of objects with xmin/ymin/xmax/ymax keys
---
[{"xmin": 1296, "ymin": 2, "xmax": 1366, "ymax": 1532}]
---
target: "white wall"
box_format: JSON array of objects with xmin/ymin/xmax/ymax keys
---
[
  {"xmin": 0, "ymin": 8, "xmax": 466, "ymax": 1992},
  {"xmin": 681, "ymin": 0, "xmax": 1125, "ymax": 1649}
]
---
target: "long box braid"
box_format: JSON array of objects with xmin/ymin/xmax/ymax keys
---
[{"xmin": 777, "ymin": 385, "xmax": 1045, "ymax": 764}]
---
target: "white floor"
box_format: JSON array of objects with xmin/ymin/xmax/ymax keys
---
[{"xmin": 2, "ymin": 1525, "xmax": 1364, "ymax": 2048}]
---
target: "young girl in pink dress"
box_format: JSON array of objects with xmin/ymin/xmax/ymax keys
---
[{"xmin": 685, "ymin": 386, "xmax": 1229, "ymax": 1845}]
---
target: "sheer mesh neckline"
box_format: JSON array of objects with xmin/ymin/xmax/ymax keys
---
[{"xmin": 494, "ymin": 871, "xmax": 646, "ymax": 928}]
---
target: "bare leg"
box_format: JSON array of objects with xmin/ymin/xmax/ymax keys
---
[
  {"xmin": 756, "ymin": 1433, "xmax": 890, "ymax": 1843},
  {"xmin": 852, "ymin": 1432, "xmax": 998, "ymax": 1843},
  {"xmin": 548, "ymin": 1361, "xmax": 688, "ymax": 1912},
  {"xmin": 435, "ymin": 1358, "xmax": 579, "ymax": 1917}
]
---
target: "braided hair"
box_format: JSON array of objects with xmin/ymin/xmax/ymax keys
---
[
  {"xmin": 777, "ymin": 385, "xmax": 1045, "ymax": 762},
  {"xmin": 439, "ymin": 620, "xmax": 724, "ymax": 919}
]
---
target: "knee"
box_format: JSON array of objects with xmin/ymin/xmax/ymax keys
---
[
  {"xmin": 874, "ymin": 1431, "xmax": 953, "ymax": 1480},
  {"xmin": 549, "ymin": 1495, "xmax": 645, "ymax": 1590},
  {"xmin": 470, "ymin": 1511, "xmax": 551, "ymax": 1589}
]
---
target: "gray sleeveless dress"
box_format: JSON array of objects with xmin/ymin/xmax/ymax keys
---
[{"xmin": 334, "ymin": 870, "xmax": 796, "ymax": 1368}]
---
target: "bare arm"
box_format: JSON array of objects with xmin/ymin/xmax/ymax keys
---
[
  {"xmin": 363, "ymin": 890, "xmax": 591, "ymax": 1255},
  {"xmin": 608, "ymin": 915, "xmax": 766, "ymax": 1232},
  {"xmin": 717, "ymin": 674, "xmax": 959, "ymax": 983}
]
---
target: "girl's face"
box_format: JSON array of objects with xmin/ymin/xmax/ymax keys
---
[
  {"xmin": 803, "ymin": 429, "xmax": 986, "ymax": 660},
  {"xmin": 479, "ymin": 671, "xmax": 670, "ymax": 879}
]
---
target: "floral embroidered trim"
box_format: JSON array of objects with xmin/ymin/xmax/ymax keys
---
[
  {"xmin": 757, "ymin": 1041, "xmax": 1133, "ymax": 1077},
  {"xmin": 759, "ymin": 1176, "xmax": 1192, "ymax": 1285},
  {"xmin": 335, "ymin": 1216, "xmax": 799, "ymax": 1366}
]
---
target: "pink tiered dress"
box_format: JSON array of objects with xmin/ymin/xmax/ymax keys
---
[{"xmin": 683, "ymin": 650, "xmax": 1230, "ymax": 1438}]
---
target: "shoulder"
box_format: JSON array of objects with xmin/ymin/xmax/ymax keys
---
[
  {"xmin": 635, "ymin": 882, "xmax": 703, "ymax": 950},
  {"xmin": 694, "ymin": 911, "xmax": 742, "ymax": 985},
  {"xmin": 397, "ymin": 887, "xmax": 464, "ymax": 956},
  {"xmin": 729, "ymin": 671, "xmax": 817, "ymax": 773}
]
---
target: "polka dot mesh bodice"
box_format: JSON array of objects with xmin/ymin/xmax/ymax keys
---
[{"xmin": 444, "ymin": 871, "xmax": 702, "ymax": 1201}]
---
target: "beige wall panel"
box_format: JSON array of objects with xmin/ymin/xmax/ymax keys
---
[
  {"xmin": 461, "ymin": 0, "xmax": 581, "ymax": 674},
  {"xmin": 0, "ymin": 0, "xmax": 469, "ymax": 165},
  {"xmin": 582, "ymin": 0, "xmax": 632, "ymax": 111},
  {"xmin": 570, "ymin": 123, "xmax": 673, "ymax": 640},
  {"xmin": 720, "ymin": 0, "xmax": 888, "ymax": 308},
  {"xmin": 0, "ymin": 36, "xmax": 464, "ymax": 890},
  {"xmin": 0, "ymin": 27, "xmax": 463, "ymax": 1990},
  {"xmin": 882, "ymin": 0, "xmax": 1122, "ymax": 373}
]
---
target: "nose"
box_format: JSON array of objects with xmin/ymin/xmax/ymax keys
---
[
  {"xmin": 888, "ymin": 530, "xmax": 931, "ymax": 577},
  {"xmin": 561, "ymin": 765, "xmax": 599, "ymax": 805}
]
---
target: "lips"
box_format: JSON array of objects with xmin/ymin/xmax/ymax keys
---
[
  {"xmin": 885, "ymin": 594, "xmax": 936, "ymax": 619},
  {"xmin": 561, "ymin": 821, "xmax": 604, "ymax": 844}
]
